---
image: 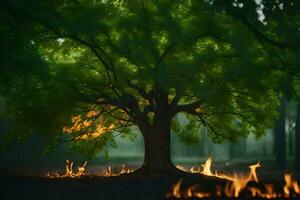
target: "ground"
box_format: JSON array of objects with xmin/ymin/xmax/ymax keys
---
[
  {"xmin": 1, "ymin": 160, "xmax": 299, "ymax": 199},
  {"xmin": 0, "ymin": 173, "xmax": 292, "ymax": 200}
]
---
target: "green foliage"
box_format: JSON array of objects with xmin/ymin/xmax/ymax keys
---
[
  {"xmin": 172, "ymin": 116, "xmax": 201, "ymax": 145},
  {"xmin": 0, "ymin": 0, "xmax": 298, "ymax": 157}
]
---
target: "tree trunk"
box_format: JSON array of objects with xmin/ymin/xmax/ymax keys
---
[
  {"xmin": 139, "ymin": 124, "xmax": 175, "ymax": 175},
  {"xmin": 295, "ymin": 104, "xmax": 300, "ymax": 171},
  {"xmin": 136, "ymin": 95, "xmax": 177, "ymax": 176},
  {"xmin": 274, "ymin": 98, "xmax": 286, "ymax": 171}
]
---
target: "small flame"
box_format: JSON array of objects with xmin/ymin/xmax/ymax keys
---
[
  {"xmin": 47, "ymin": 161, "xmax": 134, "ymax": 178},
  {"xmin": 284, "ymin": 173, "xmax": 300, "ymax": 197},
  {"xmin": 168, "ymin": 179, "xmax": 182, "ymax": 198},
  {"xmin": 200, "ymin": 157, "xmax": 213, "ymax": 176},
  {"xmin": 47, "ymin": 160, "xmax": 88, "ymax": 178},
  {"xmin": 100, "ymin": 164, "xmax": 134, "ymax": 177}
]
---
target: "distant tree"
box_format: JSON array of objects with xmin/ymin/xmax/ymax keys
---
[
  {"xmin": 295, "ymin": 105, "xmax": 300, "ymax": 170},
  {"xmin": 0, "ymin": 0, "xmax": 288, "ymax": 175},
  {"xmin": 274, "ymin": 98, "xmax": 287, "ymax": 170},
  {"xmin": 214, "ymin": 0, "xmax": 300, "ymax": 170}
]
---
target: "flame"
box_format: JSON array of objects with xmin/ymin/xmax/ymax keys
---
[
  {"xmin": 166, "ymin": 179, "xmax": 211, "ymax": 198},
  {"xmin": 47, "ymin": 161, "xmax": 134, "ymax": 178},
  {"xmin": 166, "ymin": 179, "xmax": 182, "ymax": 198},
  {"xmin": 200, "ymin": 156, "xmax": 213, "ymax": 176},
  {"xmin": 176, "ymin": 157, "xmax": 237, "ymax": 181},
  {"xmin": 284, "ymin": 173, "xmax": 300, "ymax": 197},
  {"xmin": 187, "ymin": 185, "xmax": 210, "ymax": 198},
  {"xmin": 100, "ymin": 164, "xmax": 134, "ymax": 177},
  {"xmin": 47, "ymin": 160, "xmax": 88, "ymax": 178},
  {"xmin": 224, "ymin": 161, "xmax": 261, "ymax": 197},
  {"xmin": 169, "ymin": 157, "xmax": 300, "ymax": 198}
]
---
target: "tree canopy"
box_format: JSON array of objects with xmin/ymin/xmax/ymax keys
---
[{"xmin": 0, "ymin": 0, "xmax": 298, "ymax": 159}]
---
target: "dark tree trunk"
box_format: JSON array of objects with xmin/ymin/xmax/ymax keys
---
[
  {"xmin": 140, "ymin": 123, "xmax": 174, "ymax": 175},
  {"xmin": 295, "ymin": 104, "xmax": 300, "ymax": 171},
  {"xmin": 274, "ymin": 98, "xmax": 286, "ymax": 171},
  {"xmin": 136, "ymin": 95, "xmax": 177, "ymax": 176}
]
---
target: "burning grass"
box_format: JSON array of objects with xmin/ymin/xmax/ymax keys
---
[
  {"xmin": 168, "ymin": 157, "xmax": 300, "ymax": 198},
  {"xmin": 47, "ymin": 160, "xmax": 134, "ymax": 178},
  {"xmin": 46, "ymin": 157, "xmax": 300, "ymax": 198}
]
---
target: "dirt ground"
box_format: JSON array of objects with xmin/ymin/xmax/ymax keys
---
[
  {"xmin": 0, "ymin": 173, "xmax": 295, "ymax": 200},
  {"xmin": 1, "ymin": 160, "xmax": 300, "ymax": 200},
  {"xmin": 1, "ymin": 174, "xmax": 214, "ymax": 200}
]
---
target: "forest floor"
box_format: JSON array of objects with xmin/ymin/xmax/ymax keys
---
[{"xmin": 1, "ymin": 160, "xmax": 300, "ymax": 200}]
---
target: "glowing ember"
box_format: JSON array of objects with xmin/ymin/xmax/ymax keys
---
[
  {"xmin": 169, "ymin": 157, "xmax": 300, "ymax": 198},
  {"xmin": 47, "ymin": 160, "xmax": 134, "ymax": 178}
]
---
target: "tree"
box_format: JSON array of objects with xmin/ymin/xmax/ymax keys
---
[
  {"xmin": 0, "ymin": 0, "xmax": 283, "ymax": 175},
  {"xmin": 274, "ymin": 98, "xmax": 287, "ymax": 170},
  {"xmin": 214, "ymin": 0, "xmax": 300, "ymax": 170},
  {"xmin": 295, "ymin": 104, "xmax": 300, "ymax": 170}
]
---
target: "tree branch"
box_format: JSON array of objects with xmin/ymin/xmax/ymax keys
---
[{"xmin": 171, "ymin": 100, "xmax": 204, "ymax": 116}]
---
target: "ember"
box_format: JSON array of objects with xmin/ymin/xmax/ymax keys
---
[{"xmin": 168, "ymin": 157, "xmax": 300, "ymax": 198}]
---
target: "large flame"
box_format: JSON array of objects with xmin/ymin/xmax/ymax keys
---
[{"xmin": 169, "ymin": 157, "xmax": 300, "ymax": 198}]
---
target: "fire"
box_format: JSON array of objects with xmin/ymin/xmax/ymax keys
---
[
  {"xmin": 283, "ymin": 173, "xmax": 300, "ymax": 196},
  {"xmin": 166, "ymin": 179, "xmax": 210, "ymax": 198},
  {"xmin": 200, "ymin": 156, "xmax": 213, "ymax": 176},
  {"xmin": 47, "ymin": 161, "xmax": 134, "ymax": 178},
  {"xmin": 167, "ymin": 179, "xmax": 182, "ymax": 198},
  {"xmin": 169, "ymin": 157, "xmax": 300, "ymax": 198},
  {"xmin": 100, "ymin": 164, "xmax": 134, "ymax": 177},
  {"xmin": 175, "ymin": 156, "xmax": 235, "ymax": 181},
  {"xmin": 47, "ymin": 160, "xmax": 88, "ymax": 178}
]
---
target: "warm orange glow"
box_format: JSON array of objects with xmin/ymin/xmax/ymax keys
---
[
  {"xmin": 284, "ymin": 173, "xmax": 300, "ymax": 197},
  {"xmin": 100, "ymin": 164, "xmax": 134, "ymax": 177},
  {"xmin": 47, "ymin": 160, "xmax": 88, "ymax": 178},
  {"xmin": 176, "ymin": 157, "xmax": 235, "ymax": 181},
  {"xmin": 200, "ymin": 156, "xmax": 213, "ymax": 176},
  {"xmin": 86, "ymin": 110, "xmax": 100, "ymax": 118},
  {"xmin": 168, "ymin": 179, "xmax": 182, "ymax": 198},
  {"xmin": 170, "ymin": 157, "xmax": 300, "ymax": 198},
  {"xmin": 62, "ymin": 107, "xmax": 120, "ymax": 141},
  {"xmin": 75, "ymin": 124, "xmax": 115, "ymax": 140},
  {"xmin": 47, "ymin": 160, "xmax": 134, "ymax": 178},
  {"xmin": 224, "ymin": 161, "xmax": 261, "ymax": 197}
]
